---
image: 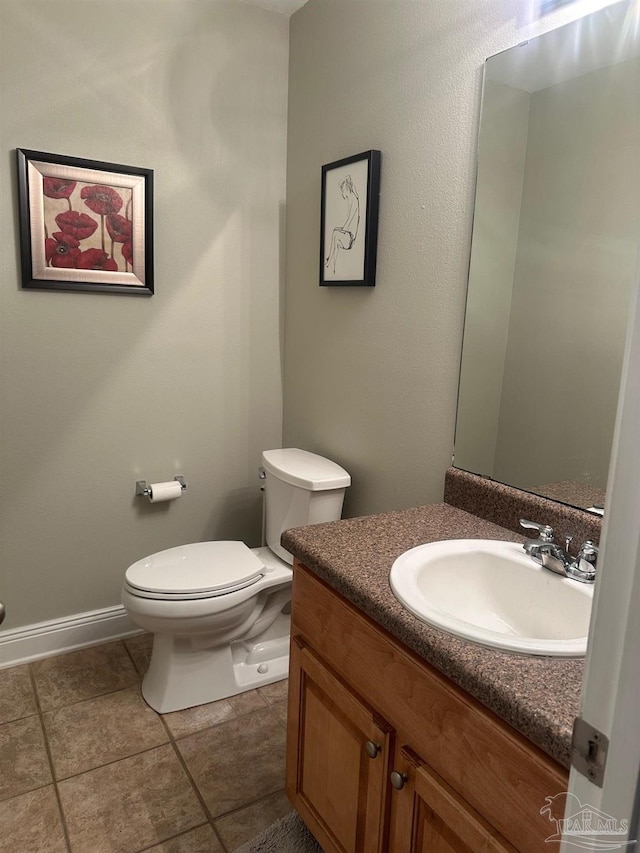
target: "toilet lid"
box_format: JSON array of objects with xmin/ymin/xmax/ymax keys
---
[{"xmin": 125, "ymin": 541, "xmax": 265, "ymax": 598}]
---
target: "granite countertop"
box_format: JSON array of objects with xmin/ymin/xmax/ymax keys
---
[{"xmin": 281, "ymin": 502, "xmax": 583, "ymax": 770}]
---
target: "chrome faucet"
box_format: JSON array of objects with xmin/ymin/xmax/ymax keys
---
[{"xmin": 519, "ymin": 519, "xmax": 598, "ymax": 584}]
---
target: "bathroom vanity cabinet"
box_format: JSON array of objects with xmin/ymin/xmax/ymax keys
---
[{"xmin": 286, "ymin": 563, "xmax": 568, "ymax": 853}]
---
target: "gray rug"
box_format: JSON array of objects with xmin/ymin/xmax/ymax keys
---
[{"xmin": 234, "ymin": 811, "xmax": 324, "ymax": 853}]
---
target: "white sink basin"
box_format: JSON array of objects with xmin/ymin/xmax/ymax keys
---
[{"xmin": 390, "ymin": 539, "xmax": 594, "ymax": 656}]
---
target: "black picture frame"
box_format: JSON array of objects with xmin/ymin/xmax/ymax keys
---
[
  {"xmin": 320, "ymin": 149, "xmax": 381, "ymax": 287},
  {"xmin": 16, "ymin": 148, "xmax": 154, "ymax": 296}
]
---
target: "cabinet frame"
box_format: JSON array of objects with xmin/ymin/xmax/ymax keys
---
[
  {"xmin": 288, "ymin": 562, "xmax": 568, "ymax": 852},
  {"xmin": 287, "ymin": 636, "xmax": 394, "ymax": 853},
  {"xmin": 389, "ymin": 745, "xmax": 517, "ymax": 852}
]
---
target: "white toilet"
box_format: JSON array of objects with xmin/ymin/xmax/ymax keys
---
[{"xmin": 122, "ymin": 449, "xmax": 350, "ymax": 713}]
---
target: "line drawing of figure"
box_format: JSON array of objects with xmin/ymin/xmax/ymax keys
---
[{"xmin": 325, "ymin": 174, "xmax": 360, "ymax": 275}]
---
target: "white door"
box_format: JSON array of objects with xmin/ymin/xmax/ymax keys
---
[{"xmin": 559, "ymin": 263, "xmax": 640, "ymax": 851}]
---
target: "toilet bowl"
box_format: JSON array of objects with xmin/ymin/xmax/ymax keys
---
[{"xmin": 122, "ymin": 449, "xmax": 350, "ymax": 713}]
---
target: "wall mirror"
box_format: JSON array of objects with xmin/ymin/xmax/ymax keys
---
[{"xmin": 454, "ymin": 0, "xmax": 640, "ymax": 513}]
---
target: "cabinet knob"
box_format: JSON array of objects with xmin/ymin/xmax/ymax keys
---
[
  {"xmin": 365, "ymin": 740, "xmax": 381, "ymax": 759},
  {"xmin": 390, "ymin": 770, "xmax": 409, "ymax": 790}
]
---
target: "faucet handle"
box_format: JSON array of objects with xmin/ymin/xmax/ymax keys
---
[
  {"xmin": 519, "ymin": 519, "xmax": 554, "ymax": 542},
  {"xmin": 567, "ymin": 541, "xmax": 599, "ymax": 583},
  {"xmin": 577, "ymin": 541, "xmax": 599, "ymax": 564}
]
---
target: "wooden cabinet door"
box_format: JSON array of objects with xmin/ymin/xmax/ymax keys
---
[
  {"xmin": 389, "ymin": 747, "xmax": 516, "ymax": 853},
  {"xmin": 286, "ymin": 635, "xmax": 393, "ymax": 853}
]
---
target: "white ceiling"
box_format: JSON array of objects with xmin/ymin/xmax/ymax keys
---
[{"xmin": 239, "ymin": 0, "xmax": 310, "ymax": 16}]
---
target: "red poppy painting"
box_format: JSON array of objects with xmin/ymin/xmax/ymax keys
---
[{"xmin": 17, "ymin": 149, "xmax": 153, "ymax": 295}]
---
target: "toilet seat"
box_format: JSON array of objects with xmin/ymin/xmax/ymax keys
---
[{"xmin": 124, "ymin": 541, "xmax": 265, "ymax": 601}]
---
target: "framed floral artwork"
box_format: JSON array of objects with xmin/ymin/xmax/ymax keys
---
[{"xmin": 16, "ymin": 149, "xmax": 154, "ymax": 295}]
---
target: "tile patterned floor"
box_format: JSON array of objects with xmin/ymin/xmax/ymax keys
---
[{"xmin": 0, "ymin": 635, "xmax": 292, "ymax": 852}]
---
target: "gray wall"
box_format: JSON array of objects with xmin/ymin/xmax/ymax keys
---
[
  {"xmin": 494, "ymin": 57, "xmax": 640, "ymax": 490},
  {"xmin": 455, "ymin": 80, "xmax": 530, "ymax": 477},
  {"xmin": 0, "ymin": 0, "xmax": 605, "ymax": 633},
  {"xmin": 282, "ymin": 0, "xmax": 590, "ymax": 518},
  {"xmin": 0, "ymin": 0, "xmax": 289, "ymax": 631}
]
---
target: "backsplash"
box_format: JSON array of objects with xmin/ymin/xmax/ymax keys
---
[{"xmin": 444, "ymin": 468, "xmax": 602, "ymax": 555}]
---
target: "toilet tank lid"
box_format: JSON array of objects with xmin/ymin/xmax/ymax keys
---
[{"xmin": 262, "ymin": 448, "xmax": 351, "ymax": 491}]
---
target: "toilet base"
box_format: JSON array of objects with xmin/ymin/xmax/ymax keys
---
[{"xmin": 140, "ymin": 611, "xmax": 291, "ymax": 713}]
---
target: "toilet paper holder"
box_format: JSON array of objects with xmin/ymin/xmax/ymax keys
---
[{"xmin": 136, "ymin": 476, "xmax": 187, "ymax": 499}]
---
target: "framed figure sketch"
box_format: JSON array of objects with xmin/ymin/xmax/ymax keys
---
[{"xmin": 320, "ymin": 150, "xmax": 381, "ymax": 287}]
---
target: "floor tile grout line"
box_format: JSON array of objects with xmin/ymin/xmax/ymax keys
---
[
  {"xmin": 30, "ymin": 638, "xmax": 142, "ymax": 712},
  {"xmin": 209, "ymin": 786, "xmax": 293, "ymax": 852},
  {"xmin": 132, "ymin": 820, "xmax": 211, "ymax": 853},
  {"xmin": 7, "ymin": 638, "xmax": 287, "ymax": 853},
  {"xmin": 26, "ymin": 644, "xmax": 175, "ymax": 786},
  {"xmin": 0, "ymin": 665, "xmax": 40, "ymax": 725},
  {"xmin": 0, "ymin": 778, "xmax": 54, "ymax": 806},
  {"xmin": 122, "ymin": 633, "xmax": 149, "ymax": 677},
  {"xmin": 0, "ymin": 710, "xmax": 40, "ymax": 725},
  {"xmin": 158, "ymin": 699, "xmax": 290, "ymax": 841},
  {"xmin": 265, "ymin": 700, "xmax": 288, "ymax": 731},
  {"xmin": 36, "ymin": 679, "xmax": 145, "ymax": 716},
  {"xmin": 28, "ymin": 664, "xmax": 74, "ymax": 853},
  {"xmin": 214, "ymin": 785, "xmax": 292, "ymax": 822},
  {"xmin": 159, "ymin": 715, "xmax": 232, "ymax": 853},
  {"xmin": 48, "ymin": 740, "xmax": 174, "ymax": 785},
  {"xmin": 162, "ymin": 709, "xmax": 292, "ymax": 853},
  {"xmin": 36, "ymin": 635, "xmax": 276, "ymax": 766}
]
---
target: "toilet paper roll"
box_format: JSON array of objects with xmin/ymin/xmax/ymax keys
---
[{"xmin": 148, "ymin": 480, "xmax": 183, "ymax": 503}]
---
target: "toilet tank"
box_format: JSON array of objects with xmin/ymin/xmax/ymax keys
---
[{"xmin": 261, "ymin": 449, "xmax": 351, "ymax": 564}]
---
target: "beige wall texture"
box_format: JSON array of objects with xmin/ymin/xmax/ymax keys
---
[
  {"xmin": 282, "ymin": 0, "xmax": 594, "ymax": 518},
  {"xmin": 0, "ymin": 0, "xmax": 289, "ymax": 631}
]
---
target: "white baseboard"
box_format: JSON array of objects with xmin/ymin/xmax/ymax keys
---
[{"xmin": 0, "ymin": 605, "xmax": 143, "ymax": 669}]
